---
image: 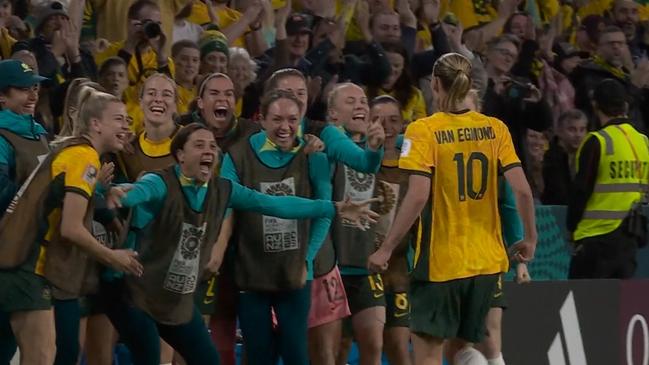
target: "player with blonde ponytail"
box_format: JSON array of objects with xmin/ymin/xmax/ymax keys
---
[{"xmin": 369, "ymin": 53, "xmax": 538, "ymax": 365}]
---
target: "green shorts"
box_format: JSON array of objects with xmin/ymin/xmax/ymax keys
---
[
  {"xmin": 385, "ymin": 291, "xmax": 410, "ymax": 328},
  {"xmin": 342, "ymin": 273, "xmax": 386, "ymax": 315},
  {"xmin": 195, "ymin": 276, "xmax": 217, "ymax": 315},
  {"xmin": 490, "ymin": 275, "xmax": 507, "ymax": 309},
  {"xmin": 0, "ymin": 269, "xmax": 52, "ymax": 312},
  {"xmin": 410, "ymin": 274, "xmax": 499, "ymax": 343}
]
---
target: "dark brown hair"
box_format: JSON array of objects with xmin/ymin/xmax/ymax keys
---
[
  {"xmin": 170, "ymin": 123, "xmax": 213, "ymax": 162},
  {"xmin": 260, "ymin": 89, "xmax": 303, "ymax": 117}
]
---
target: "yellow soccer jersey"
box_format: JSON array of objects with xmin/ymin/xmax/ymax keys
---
[
  {"xmin": 177, "ymin": 84, "xmax": 196, "ymax": 117},
  {"xmin": 187, "ymin": 3, "xmax": 247, "ymax": 47},
  {"xmin": 36, "ymin": 145, "xmax": 100, "ymax": 275},
  {"xmin": 399, "ymin": 111, "xmax": 520, "ymax": 282}
]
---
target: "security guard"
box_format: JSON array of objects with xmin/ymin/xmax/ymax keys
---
[{"xmin": 568, "ymin": 78, "xmax": 649, "ymax": 279}]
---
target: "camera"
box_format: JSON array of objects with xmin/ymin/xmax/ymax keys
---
[{"xmin": 142, "ymin": 19, "xmax": 162, "ymax": 39}]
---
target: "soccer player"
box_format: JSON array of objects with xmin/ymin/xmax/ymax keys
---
[{"xmin": 368, "ymin": 53, "xmax": 537, "ymax": 365}]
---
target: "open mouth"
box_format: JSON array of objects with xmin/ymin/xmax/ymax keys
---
[
  {"xmin": 199, "ymin": 158, "xmax": 213, "ymax": 174},
  {"xmin": 213, "ymin": 106, "xmax": 229, "ymax": 119},
  {"xmin": 352, "ymin": 113, "xmax": 366, "ymax": 122},
  {"xmin": 149, "ymin": 105, "xmax": 165, "ymax": 116}
]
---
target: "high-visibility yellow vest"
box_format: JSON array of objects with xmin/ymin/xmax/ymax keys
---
[{"xmin": 574, "ymin": 123, "xmax": 649, "ymax": 241}]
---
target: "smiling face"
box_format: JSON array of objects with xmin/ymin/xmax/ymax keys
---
[
  {"xmin": 370, "ymin": 101, "xmax": 402, "ymax": 143},
  {"xmin": 526, "ymin": 129, "xmax": 547, "ymax": 162},
  {"xmin": 174, "ymin": 47, "xmax": 200, "ymax": 86},
  {"xmin": 1, "ymin": 85, "xmax": 40, "ymax": 116},
  {"xmin": 197, "ymin": 76, "xmax": 236, "ymax": 133},
  {"xmin": 274, "ymin": 75, "xmax": 308, "ymax": 118},
  {"xmin": 261, "ymin": 98, "xmax": 301, "ymax": 151},
  {"xmin": 94, "ymin": 101, "xmax": 130, "ymax": 153},
  {"xmin": 201, "ymin": 50, "xmax": 228, "ymax": 74},
  {"xmin": 328, "ymin": 84, "xmax": 369, "ymax": 135},
  {"xmin": 176, "ymin": 128, "xmax": 219, "ymax": 183},
  {"xmin": 372, "ymin": 13, "xmax": 401, "ymax": 43},
  {"xmin": 228, "ymin": 56, "xmax": 255, "ymax": 92},
  {"xmin": 613, "ymin": 0, "xmax": 639, "ymax": 41},
  {"xmin": 383, "ymin": 51, "xmax": 404, "ymax": 90},
  {"xmin": 508, "ymin": 14, "xmax": 528, "ymax": 39},
  {"xmin": 141, "ymin": 76, "xmax": 177, "ymax": 127},
  {"xmin": 558, "ymin": 116, "xmax": 587, "ymax": 152},
  {"xmin": 487, "ymin": 39, "xmax": 519, "ymax": 75},
  {"xmin": 287, "ymin": 32, "xmax": 310, "ymax": 59}
]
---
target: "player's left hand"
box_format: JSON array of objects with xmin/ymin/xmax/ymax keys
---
[
  {"xmin": 509, "ymin": 238, "xmax": 536, "ymax": 263},
  {"xmin": 515, "ymin": 262, "xmax": 531, "ymax": 284}
]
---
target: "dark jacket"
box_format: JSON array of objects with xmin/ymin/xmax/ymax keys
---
[
  {"xmin": 571, "ymin": 59, "xmax": 648, "ymax": 132},
  {"xmin": 482, "ymin": 78, "xmax": 553, "ymax": 166},
  {"xmin": 541, "ymin": 137, "xmax": 573, "ymax": 205}
]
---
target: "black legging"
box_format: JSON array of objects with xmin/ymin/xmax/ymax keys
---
[{"xmin": 103, "ymin": 280, "xmax": 220, "ymax": 365}]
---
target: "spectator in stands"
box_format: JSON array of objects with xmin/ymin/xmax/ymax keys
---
[
  {"xmin": 306, "ymin": 15, "xmax": 391, "ymax": 121},
  {"xmin": 29, "ymin": 1, "xmax": 95, "ymax": 83},
  {"xmin": 571, "ymin": 25, "xmax": 649, "ymax": 132},
  {"xmin": 568, "ymin": 78, "xmax": 649, "ymax": 279},
  {"xmin": 95, "ymin": 0, "xmax": 174, "ymax": 88},
  {"xmin": 482, "ymin": 34, "xmax": 552, "ymax": 166},
  {"xmin": 575, "ymin": 15, "xmax": 606, "ymax": 56},
  {"xmin": 610, "ymin": 0, "xmax": 647, "ymax": 63},
  {"xmin": 542, "ymin": 109, "xmax": 588, "ymax": 206},
  {"xmin": 187, "ymin": 0, "xmax": 267, "ymax": 56},
  {"xmin": 545, "ymin": 42, "xmax": 582, "ymax": 123},
  {"xmin": 367, "ymin": 42, "xmax": 426, "ymax": 126},
  {"xmin": 228, "ymin": 47, "xmax": 258, "ymax": 118},
  {"xmin": 171, "ymin": 40, "xmax": 199, "ymax": 115},
  {"xmin": 172, "ymin": 2, "xmax": 204, "ymax": 44},
  {"xmin": 198, "ymin": 30, "xmax": 229, "ymax": 75},
  {"xmin": 98, "ymin": 57, "xmax": 129, "ymax": 99}
]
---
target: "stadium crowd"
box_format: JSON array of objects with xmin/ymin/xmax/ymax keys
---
[{"xmin": 0, "ymin": 0, "xmax": 648, "ymax": 365}]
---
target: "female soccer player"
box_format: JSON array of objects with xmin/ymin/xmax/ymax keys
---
[
  {"xmin": 0, "ymin": 88, "xmax": 141, "ymax": 365},
  {"xmin": 368, "ymin": 53, "xmax": 537, "ymax": 365},
  {"xmin": 104, "ymin": 123, "xmax": 378, "ymax": 365},
  {"xmin": 220, "ymin": 90, "xmax": 333, "ymax": 365},
  {"xmin": 369, "ymin": 95, "xmax": 413, "ymax": 365}
]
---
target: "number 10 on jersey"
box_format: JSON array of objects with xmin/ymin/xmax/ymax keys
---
[{"xmin": 453, "ymin": 152, "xmax": 488, "ymax": 201}]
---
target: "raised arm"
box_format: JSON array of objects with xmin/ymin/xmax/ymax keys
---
[{"xmin": 321, "ymin": 124, "xmax": 384, "ymax": 173}]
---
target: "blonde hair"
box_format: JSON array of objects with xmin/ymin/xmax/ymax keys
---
[
  {"xmin": 327, "ymin": 82, "xmax": 361, "ymax": 111},
  {"xmin": 78, "ymin": 91, "xmax": 123, "ymax": 135},
  {"xmin": 60, "ymin": 79, "xmax": 104, "ymax": 137},
  {"xmin": 432, "ymin": 53, "xmax": 472, "ymax": 112},
  {"xmin": 139, "ymin": 72, "xmax": 178, "ymax": 101}
]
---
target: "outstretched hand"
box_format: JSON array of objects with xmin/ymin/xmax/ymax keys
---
[
  {"xmin": 106, "ymin": 185, "xmax": 134, "ymax": 209},
  {"xmin": 335, "ymin": 196, "xmax": 380, "ymax": 230}
]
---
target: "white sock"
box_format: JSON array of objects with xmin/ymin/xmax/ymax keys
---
[
  {"xmin": 487, "ymin": 353, "xmax": 506, "ymax": 365},
  {"xmin": 454, "ymin": 347, "xmax": 488, "ymax": 365}
]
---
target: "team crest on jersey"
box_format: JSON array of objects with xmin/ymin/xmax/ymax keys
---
[
  {"xmin": 163, "ymin": 222, "xmax": 207, "ymax": 294},
  {"xmin": 180, "ymin": 225, "xmax": 203, "ymax": 260},
  {"xmin": 400, "ymin": 138, "xmax": 412, "ymax": 157},
  {"xmin": 346, "ymin": 169, "xmax": 374, "ymax": 191},
  {"xmin": 83, "ymin": 165, "xmax": 98, "ymax": 184},
  {"xmin": 264, "ymin": 182, "xmax": 293, "ymax": 196}
]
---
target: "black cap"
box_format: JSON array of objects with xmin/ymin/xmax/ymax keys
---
[
  {"xmin": 286, "ymin": 13, "xmax": 313, "ymax": 36},
  {"xmin": 593, "ymin": 78, "xmax": 628, "ymax": 116}
]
